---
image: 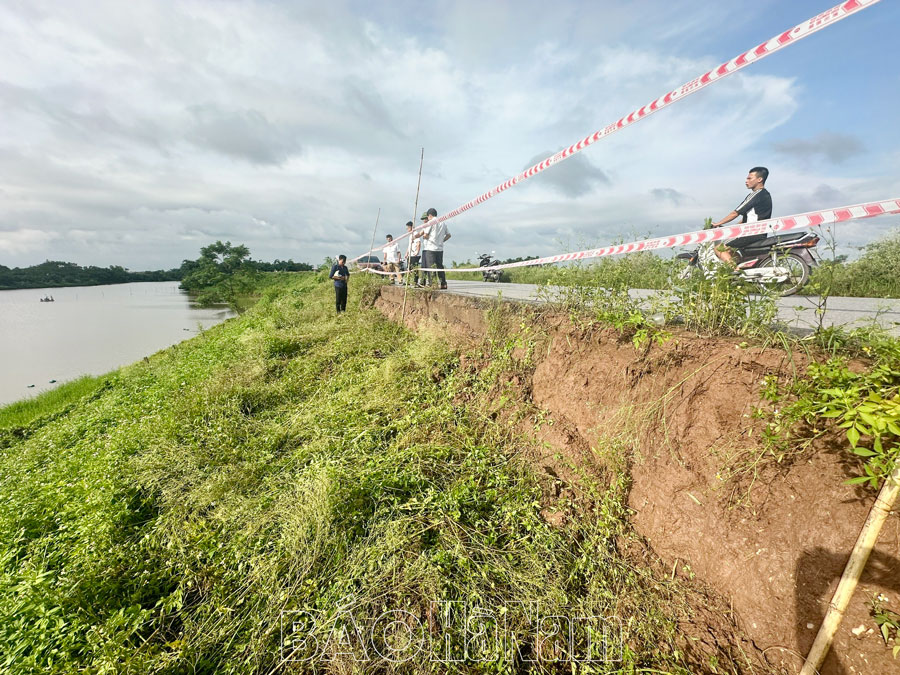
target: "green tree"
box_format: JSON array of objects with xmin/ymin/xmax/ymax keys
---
[{"xmin": 179, "ymin": 241, "xmax": 256, "ymax": 306}]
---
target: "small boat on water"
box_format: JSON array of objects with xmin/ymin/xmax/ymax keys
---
[{"xmin": 39, "ymin": 296, "xmax": 55, "ymax": 302}]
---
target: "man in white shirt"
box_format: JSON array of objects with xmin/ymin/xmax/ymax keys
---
[
  {"xmin": 382, "ymin": 234, "xmax": 402, "ymax": 284},
  {"xmin": 405, "ymin": 221, "xmax": 422, "ymax": 287},
  {"xmin": 413, "ymin": 207, "xmax": 451, "ymax": 289}
]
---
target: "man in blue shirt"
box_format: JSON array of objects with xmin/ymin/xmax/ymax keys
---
[{"xmin": 329, "ymin": 255, "xmax": 349, "ymax": 313}]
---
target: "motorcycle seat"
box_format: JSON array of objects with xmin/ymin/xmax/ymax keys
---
[
  {"xmin": 768, "ymin": 232, "xmax": 814, "ymax": 244},
  {"xmin": 737, "ymin": 232, "xmax": 814, "ymax": 253}
]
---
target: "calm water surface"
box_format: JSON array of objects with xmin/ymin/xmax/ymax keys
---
[{"xmin": 0, "ymin": 282, "xmax": 235, "ymax": 406}]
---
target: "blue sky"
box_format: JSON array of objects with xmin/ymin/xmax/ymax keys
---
[{"xmin": 0, "ymin": 0, "xmax": 897, "ymax": 270}]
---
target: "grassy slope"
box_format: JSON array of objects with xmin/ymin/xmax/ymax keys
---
[
  {"xmin": 0, "ymin": 376, "xmax": 108, "ymax": 431},
  {"xmin": 1, "ymin": 272, "xmax": 723, "ymax": 674}
]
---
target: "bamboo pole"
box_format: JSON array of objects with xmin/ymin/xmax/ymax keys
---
[
  {"xmin": 800, "ymin": 464, "xmax": 900, "ymax": 674},
  {"xmin": 365, "ymin": 208, "xmax": 381, "ymax": 271},
  {"xmin": 401, "ymin": 148, "xmax": 425, "ymax": 324},
  {"xmin": 355, "ymin": 208, "xmax": 380, "ymax": 310}
]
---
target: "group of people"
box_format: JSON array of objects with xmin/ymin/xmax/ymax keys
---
[
  {"xmin": 329, "ymin": 166, "xmax": 773, "ymax": 314},
  {"xmin": 380, "ymin": 207, "xmax": 451, "ymax": 288},
  {"xmin": 329, "ymin": 206, "xmax": 451, "ymax": 313}
]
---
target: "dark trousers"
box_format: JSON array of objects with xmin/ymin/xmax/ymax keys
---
[
  {"xmin": 408, "ymin": 255, "xmax": 420, "ymax": 285},
  {"xmin": 422, "ymin": 250, "xmax": 445, "ymax": 286},
  {"xmin": 335, "ymin": 285, "xmax": 347, "ymax": 313}
]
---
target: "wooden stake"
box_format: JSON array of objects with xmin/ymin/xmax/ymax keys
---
[{"xmin": 800, "ymin": 465, "xmax": 900, "ymax": 674}]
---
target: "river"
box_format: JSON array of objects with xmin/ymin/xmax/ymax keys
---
[{"xmin": 0, "ymin": 281, "xmax": 235, "ymax": 407}]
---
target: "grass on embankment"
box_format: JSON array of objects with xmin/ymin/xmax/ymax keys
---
[
  {"xmin": 0, "ymin": 376, "xmax": 108, "ymax": 431},
  {"xmin": 0, "ymin": 272, "xmax": 725, "ymax": 673}
]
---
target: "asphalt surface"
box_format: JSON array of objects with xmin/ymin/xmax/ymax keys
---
[{"xmin": 435, "ymin": 280, "xmax": 900, "ymax": 335}]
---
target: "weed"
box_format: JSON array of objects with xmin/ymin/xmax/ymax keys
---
[
  {"xmin": 0, "ymin": 374, "xmax": 108, "ymax": 434},
  {"xmin": 872, "ymin": 596, "xmax": 900, "ymax": 659},
  {"xmin": 753, "ymin": 324, "xmax": 900, "ymax": 487},
  {"xmin": 663, "ymin": 267, "xmax": 779, "ymax": 338}
]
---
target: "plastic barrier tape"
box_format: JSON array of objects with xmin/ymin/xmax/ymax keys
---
[
  {"xmin": 360, "ymin": 198, "xmax": 900, "ymax": 275},
  {"xmin": 352, "ymin": 0, "xmax": 881, "ymax": 263}
]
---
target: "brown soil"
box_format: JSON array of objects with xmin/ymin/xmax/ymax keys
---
[{"xmin": 375, "ymin": 286, "xmax": 900, "ymax": 674}]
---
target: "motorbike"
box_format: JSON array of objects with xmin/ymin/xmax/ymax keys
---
[
  {"xmin": 676, "ymin": 231, "xmax": 820, "ymax": 296},
  {"xmin": 478, "ymin": 252, "xmax": 502, "ymax": 282}
]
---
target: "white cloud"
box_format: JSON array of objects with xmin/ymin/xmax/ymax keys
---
[
  {"xmin": 0, "ymin": 0, "xmax": 896, "ymax": 270},
  {"xmin": 0, "ymin": 229, "xmax": 60, "ymax": 256}
]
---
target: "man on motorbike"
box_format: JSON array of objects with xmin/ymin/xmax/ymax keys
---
[{"xmin": 710, "ymin": 166, "xmax": 772, "ymax": 265}]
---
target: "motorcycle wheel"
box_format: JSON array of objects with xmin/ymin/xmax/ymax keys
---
[{"xmin": 756, "ymin": 252, "xmax": 810, "ymax": 296}]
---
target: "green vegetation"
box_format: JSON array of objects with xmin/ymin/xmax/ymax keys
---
[
  {"xmin": 758, "ymin": 325, "xmax": 900, "ymax": 488},
  {"xmin": 0, "ymin": 261, "xmax": 180, "ymax": 290},
  {"xmin": 0, "ymin": 273, "xmax": 729, "ymax": 673},
  {"xmin": 504, "ymin": 251, "xmax": 673, "ymax": 289},
  {"xmin": 872, "ymin": 596, "xmax": 900, "ymax": 659},
  {"xmin": 178, "ymin": 239, "xmax": 255, "ymax": 306},
  {"xmin": 498, "ymin": 229, "xmax": 900, "ymax": 299},
  {"xmin": 808, "ymin": 229, "xmax": 900, "ymax": 298},
  {"xmin": 527, "ymin": 260, "xmax": 779, "ymax": 343},
  {"xmin": 0, "ymin": 247, "xmax": 312, "ymax": 294},
  {"xmin": 179, "ymin": 241, "xmax": 314, "ymax": 307},
  {"xmin": 0, "ymin": 376, "xmax": 108, "ymax": 432}
]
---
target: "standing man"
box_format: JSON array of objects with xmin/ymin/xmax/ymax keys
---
[
  {"xmin": 711, "ymin": 166, "xmax": 772, "ymax": 265},
  {"xmin": 382, "ymin": 234, "xmax": 402, "ymax": 284},
  {"xmin": 414, "ymin": 207, "xmax": 451, "ymax": 290},
  {"xmin": 405, "ymin": 221, "xmax": 422, "ymax": 287},
  {"xmin": 329, "ymin": 254, "xmax": 349, "ymax": 314}
]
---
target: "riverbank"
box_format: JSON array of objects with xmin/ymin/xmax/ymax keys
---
[
  {"xmin": 2, "ymin": 272, "xmax": 898, "ymax": 672},
  {"xmin": 0, "ymin": 272, "xmax": 759, "ymax": 673}
]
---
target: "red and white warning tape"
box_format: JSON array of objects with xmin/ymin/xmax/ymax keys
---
[
  {"xmin": 352, "ymin": 0, "xmax": 881, "ymax": 263},
  {"xmin": 360, "ymin": 198, "xmax": 900, "ymax": 275}
]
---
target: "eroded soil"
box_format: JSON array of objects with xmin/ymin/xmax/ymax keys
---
[{"xmin": 376, "ymin": 285, "xmax": 900, "ymax": 674}]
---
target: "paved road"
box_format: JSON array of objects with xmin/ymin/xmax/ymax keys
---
[{"xmin": 438, "ymin": 280, "xmax": 900, "ymax": 335}]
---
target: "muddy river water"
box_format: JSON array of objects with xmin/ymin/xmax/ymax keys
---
[{"xmin": 0, "ymin": 281, "xmax": 235, "ymax": 407}]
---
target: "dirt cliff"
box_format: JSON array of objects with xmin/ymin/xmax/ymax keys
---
[{"xmin": 375, "ymin": 285, "xmax": 900, "ymax": 674}]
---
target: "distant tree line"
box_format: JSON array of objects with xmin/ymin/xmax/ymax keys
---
[
  {"xmin": 498, "ymin": 255, "xmax": 540, "ymax": 265},
  {"xmin": 0, "ymin": 261, "xmax": 180, "ymax": 290},
  {"xmin": 0, "ymin": 250, "xmax": 312, "ymax": 292}
]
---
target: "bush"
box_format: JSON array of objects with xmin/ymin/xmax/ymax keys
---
[{"xmin": 807, "ymin": 229, "xmax": 900, "ymax": 298}]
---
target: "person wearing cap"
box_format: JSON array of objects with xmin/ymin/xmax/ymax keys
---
[
  {"xmin": 414, "ymin": 207, "xmax": 450, "ymax": 289},
  {"xmin": 405, "ymin": 221, "xmax": 421, "ymax": 287},
  {"xmin": 382, "ymin": 234, "xmax": 402, "ymax": 284}
]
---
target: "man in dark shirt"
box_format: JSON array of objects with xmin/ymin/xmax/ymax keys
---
[
  {"xmin": 329, "ymin": 255, "xmax": 349, "ymax": 314},
  {"xmin": 711, "ymin": 166, "xmax": 772, "ymax": 265}
]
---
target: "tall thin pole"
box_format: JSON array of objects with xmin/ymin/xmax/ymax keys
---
[
  {"xmin": 366, "ymin": 207, "xmax": 381, "ymax": 271},
  {"xmin": 401, "ymin": 148, "xmax": 425, "ymax": 323}
]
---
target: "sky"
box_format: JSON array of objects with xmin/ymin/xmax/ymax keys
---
[{"xmin": 1, "ymin": 0, "xmax": 898, "ymax": 271}]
